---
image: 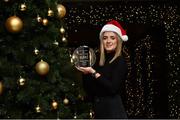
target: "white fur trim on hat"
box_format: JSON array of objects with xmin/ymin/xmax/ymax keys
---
[{"xmin": 99, "ymin": 24, "xmax": 128, "ymax": 41}]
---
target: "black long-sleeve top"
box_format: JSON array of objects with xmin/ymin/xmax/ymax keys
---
[{"xmin": 82, "ymin": 52, "xmax": 128, "ymax": 98}]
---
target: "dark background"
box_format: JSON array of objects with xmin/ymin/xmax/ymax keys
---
[{"xmin": 62, "ymin": 0, "xmax": 179, "ymax": 118}]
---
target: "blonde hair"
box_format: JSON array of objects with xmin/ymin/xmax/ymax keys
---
[{"xmin": 99, "ymin": 32, "xmax": 123, "ymax": 66}]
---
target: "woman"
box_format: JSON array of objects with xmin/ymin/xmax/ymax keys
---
[{"xmin": 77, "ymin": 20, "xmax": 128, "ymax": 119}]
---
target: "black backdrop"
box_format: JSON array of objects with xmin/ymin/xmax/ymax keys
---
[{"xmin": 63, "ymin": 0, "xmax": 179, "ymax": 118}]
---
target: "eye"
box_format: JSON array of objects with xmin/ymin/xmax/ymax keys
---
[
  {"xmin": 111, "ymin": 36, "xmax": 115, "ymax": 40},
  {"xmin": 103, "ymin": 36, "xmax": 107, "ymax": 40}
]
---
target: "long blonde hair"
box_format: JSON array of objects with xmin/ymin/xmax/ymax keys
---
[{"xmin": 99, "ymin": 32, "xmax": 123, "ymax": 66}]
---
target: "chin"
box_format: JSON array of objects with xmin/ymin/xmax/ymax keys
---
[
  {"xmin": 106, "ymin": 49, "xmax": 115, "ymax": 53},
  {"xmin": 106, "ymin": 46, "xmax": 115, "ymax": 50}
]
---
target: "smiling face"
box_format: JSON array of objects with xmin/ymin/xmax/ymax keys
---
[{"xmin": 102, "ymin": 31, "xmax": 118, "ymax": 53}]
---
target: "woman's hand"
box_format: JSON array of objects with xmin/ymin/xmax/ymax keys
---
[{"xmin": 76, "ymin": 67, "xmax": 96, "ymax": 75}]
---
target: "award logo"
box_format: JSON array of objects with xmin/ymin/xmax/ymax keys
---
[{"xmin": 71, "ymin": 45, "xmax": 96, "ymax": 67}]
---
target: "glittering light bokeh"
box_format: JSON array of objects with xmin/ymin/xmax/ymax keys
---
[{"xmin": 64, "ymin": 1, "xmax": 179, "ymax": 118}]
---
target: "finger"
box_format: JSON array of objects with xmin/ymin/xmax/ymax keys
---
[
  {"xmin": 75, "ymin": 66, "xmax": 84, "ymax": 72},
  {"xmin": 75, "ymin": 66, "xmax": 80, "ymax": 70},
  {"xmin": 79, "ymin": 67, "xmax": 87, "ymax": 71}
]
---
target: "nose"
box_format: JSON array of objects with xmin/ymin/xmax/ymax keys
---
[{"xmin": 106, "ymin": 38, "xmax": 111, "ymax": 42}]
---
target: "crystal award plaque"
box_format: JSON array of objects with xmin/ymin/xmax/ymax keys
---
[{"xmin": 71, "ymin": 45, "xmax": 96, "ymax": 67}]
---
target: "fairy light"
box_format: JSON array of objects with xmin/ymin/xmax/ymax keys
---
[{"xmin": 64, "ymin": 2, "xmax": 179, "ymax": 118}]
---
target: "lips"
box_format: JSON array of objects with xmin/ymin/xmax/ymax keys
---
[{"xmin": 106, "ymin": 44, "xmax": 113, "ymax": 47}]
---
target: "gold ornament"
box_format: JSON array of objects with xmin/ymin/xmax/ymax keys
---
[
  {"xmin": 35, "ymin": 60, "xmax": 50, "ymax": 76},
  {"xmin": 37, "ymin": 15, "xmax": 42, "ymax": 23},
  {"xmin": 35, "ymin": 105, "xmax": 41, "ymax": 113},
  {"xmin": 20, "ymin": 3, "xmax": 27, "ymax": 11},
  {"xmin": 60, "ymin": 27, "xmax": 65, "ymax": 34},
  {"xmin": 52, "ymin": 100, "xmax": 58, "ymax": 110},
  {"xmin": 18, "ymin": 76, "xmax": 26, "ymax": 86},
  {"xmin": 5, "ymin": 16, "xmax": 23, "ymax": 33},
  {"xmin": 0, "ymin": 81, "xmax": 3, "ymax": 95},
  {"xmin": 63, "ymin": 97, "xmax": 69, "ymax": 105},
  {"xmin": 42, "ymin": 18, "xmax": 48, "ymax": 26},
  {"xmin": 57, "ymin": 4, "xmax": 66, "ymax": 18},
  {"xmin": 48, "ymin": 8, "xmax": 54, "ymax": 17}
]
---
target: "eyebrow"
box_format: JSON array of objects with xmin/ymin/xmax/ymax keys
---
[{"xmin": 103, "ymin": 35, "xmax": 116, "ymax": 38}]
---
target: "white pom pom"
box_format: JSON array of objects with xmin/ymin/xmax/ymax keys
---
[{"xmin": 121, "ymin": 35, "xmax": 128, "ymax": 41}]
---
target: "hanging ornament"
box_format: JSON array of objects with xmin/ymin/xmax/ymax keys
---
[
  {"xmin": 17, "ymin": 76, "xmax": 26, "ymax": 86},
  {"xmin": 34, "ymin": 48, "xmax": 39, "ymax": 55},
  {"xmin": 62, "ymin": 36, "xmax": 67, "ymax": 43},
  {"xmin": 48, "ymin": 8, "xmax": 54, "ymax": 17},
  {"xmin": 35, "ymin": 105, "xmax": 41, "ymax": 113},
  {"xmin": 35, "ymin": 60, "xmax": 50, "ymax": 76},
  {"xmin": 51, "ymin": 100, "xmax": 58, "ymax": 110},
  {"xmin": 0, "ymin": 81, "xmax": 3, "ymax": 95},
  {"xmin": 57, "ymin": 4, "xmax": 66, "ymax": 19},
  {"xmin": 63, "ymin": 97, "xmax": 69, "ymax": 105},
  {"xmin": 60, "ymin": 27, "xmax": 65, "ymax": 34},
  {"xmin": 5, "ymin": 16, "xmax": 23, "ymax": 33},
  {"xmin": 36, "ymin": 15, "xmax": 42, "ymax": 23},
  {"xmin": 42, "ymin": 18, "xmax": 48, "ymax": 26},
  {"xmin": 20, "ymin": 3, "xmax": 27, "ymax": 11}
]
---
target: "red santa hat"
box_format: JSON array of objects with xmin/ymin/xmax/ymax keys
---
[{"xmin": 99, "ymin": 20, "xmax": 128, "ymax": 41}]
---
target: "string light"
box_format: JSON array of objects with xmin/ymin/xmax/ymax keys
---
[{"xmin": 65, "ymin": 2, "xmax": 179, "ymax": 118}]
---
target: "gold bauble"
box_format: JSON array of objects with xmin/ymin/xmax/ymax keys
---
[
  {"xmin": 63, "ymin": 98, "xmax": 69, "ymax": 105},
  {"xmin": 57, "ymin": 4, "xmax": 66, "ymax": 18},
  {"xmin": 35, "ymin": 60, "xmax": 50, "ymax": 76},
  {"xmin": 18, "ymin": 77, "xmax": 26, "ymax": 86},
  {"xmin": 35, "ymin": 105, "xmax": 41, "ymax": 113},
  {"xmin": 0, "ymin": 82, "xmax": 3, "ymax": 95},
  {"xmin": 5, "ymin": 16, "xmax": 23, "ymax": 33},
  {"xmin": 60, "ymin": 27, "xmax": 65, "ymax": 34},
  {"xmin": 42, "ymin": 18, "xmax": 48, "ymax": 26},
  {"xmin": 37, "ymin": 15, "xmax": 42, "ymax": 23},
  {"xmin": 20, "ymin": 3, "xmax": 27, "ymax": 11},
  {"xmin": 52, "ymin": 100, "xmax": 58, "ymax": 110},
  {"xmin": 48, "ymin": 8, "xmax": 54, "ymax": 17}
]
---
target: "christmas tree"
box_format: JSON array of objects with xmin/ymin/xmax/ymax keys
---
[{"xmin": 0, "ymin": 0, "xmax": 92, "ymax": 119}]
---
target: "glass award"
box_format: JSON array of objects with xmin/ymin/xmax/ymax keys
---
[{"xmin": 71, "ymin": 45, "xmax": 96, "ymax": 67}]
